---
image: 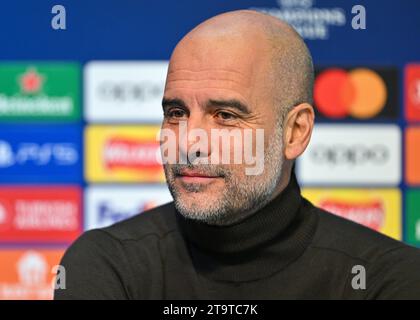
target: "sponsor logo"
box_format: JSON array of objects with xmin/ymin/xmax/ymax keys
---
[
  {"xmin": 406, "ymin": 189, "xmax": 420, "ymax": 247},
  {"xmin": 0, "ymin": 140, "xmax": 78, "ymax": 168},
  {"xmin": 310, "ymin": 145, "xmax": 388, "ymax": 166},
  {"xmin": 405, "ymin": 64, "xmax": 420, "ymax": 122},
  {"xmin": 0, "ymin": 125, "xmax": 82, "ymax": 183},
  {"xmin": 85, "ymin": 125, "xmax": 165, "ymax": 182},
  {"xmin": 97, "ymin": 81, "xmax": 162, "ymax": 103},
  {"xmin": 0, "ymin": 199, "xmax": 13, "ymax": 232},
  {"xmin": 302, "ymin": 188, "xmax": 401, "ymax": 240},
  {"xmin": 0, "ymin": 63, "xmax": 80, "ymax": 121},
  {"xmin": 297, "ymin": 124, "xmax": 401, "ymax": 185},
  {"xmin": 319, "ymin": 199, "xmax": 384, "ymax": 230},
  {"xmin": 20, "ymin": 68, "xmax": 44, "ymax": 93},
  {"xmin": 0, "ymin": 250, "xmax": 64, "ymax": 300},
  {"xmin": 313, "ymin": 67, "xmax": 398, "ymax": 120},
  {"xmin": 84, "ymin": 61, "xmax": 167, "ymax": 123},
  {"xmin": 84, "ymin": 185, "xmax": 172, "ymax": 230},
  {"xmin": 405, "ymin": 127, "xmax": 420, "ymax": 185},
  {"xmin": 0, "ymin": 186, "xmax": 82, "ymax": 243},
  {"xmin": 104, "ymin": 138, "xmax": 161, "ymax": 171},
  {"xmin": 0, "ymin": 140, "xmax": 14, "ymax": 167},
  {"xmin": 251, "ymin": 0, "xmax": 346, "ymax": 40}
]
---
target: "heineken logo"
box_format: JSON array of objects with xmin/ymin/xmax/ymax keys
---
[
  {"xmin": 0, "ymin": 63, "xmax": 80, "ymax": 121},
  {"xmin": 19, "ymin": 68, "xmax": 45, "ymax": 94}
]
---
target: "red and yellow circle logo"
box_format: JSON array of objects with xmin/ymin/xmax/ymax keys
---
[{"xmin": 314, "ymin": 68, "xmax": 388, "ymax": 119}]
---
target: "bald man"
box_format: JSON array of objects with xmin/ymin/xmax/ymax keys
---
[{"xmin": 56, "ymin": 10, "xmax": 420, "ymax": 300}]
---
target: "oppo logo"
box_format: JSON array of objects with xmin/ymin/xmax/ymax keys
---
[
  {"xmin": 310, "ymin": 145, "xmax": 389, "ymax": 165},
  {"xmin": 98, "ymin": 82, "xmax": 162, "ymax": 102}
]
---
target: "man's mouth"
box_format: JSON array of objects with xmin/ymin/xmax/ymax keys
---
[{"xmin": 176, "ymin": 169, "xmax": 223, "ymax": 184}]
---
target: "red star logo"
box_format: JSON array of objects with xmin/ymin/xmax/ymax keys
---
[{"xmin": 19, "ymin": 68, "xmax": 44, "ymax": 93}]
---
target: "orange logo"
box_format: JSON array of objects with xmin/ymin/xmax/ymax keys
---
[
  {"xmin": 0, "ymin": 249, "xmax": 65, "ymax": 300},
  {"xmin": 405, "ymin": 127, "xmax": 420, "ymax": 185},
  {"xmin": 314, "ymin": 68, "xmax": 387, "ymax": 119}
]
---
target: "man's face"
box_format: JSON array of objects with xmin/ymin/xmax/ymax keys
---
[{"xmin": 161, "ymin": 32, "xmax": 285, "ymax": 225}]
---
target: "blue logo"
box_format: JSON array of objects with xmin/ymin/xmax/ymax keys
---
[
  {"xmin": 0, "ymin": 125, "xmax": 82, "ymax": 183},
  {"xmin": 97, "ymin": 202, "xmax": 135, "ymax": 225}
]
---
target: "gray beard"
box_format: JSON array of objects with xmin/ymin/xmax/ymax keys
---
[{"xmin": 163, "ymin": 129, "xmax": 284, "ymax": 226}]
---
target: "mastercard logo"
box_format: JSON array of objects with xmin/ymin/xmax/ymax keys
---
[{"xmin": 314, "ymin": 68, "xmax": 388, "ymax": 119}]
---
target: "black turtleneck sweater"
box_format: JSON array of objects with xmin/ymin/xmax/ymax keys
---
[{"xmin": 55, "ymin": 174, "xmax": 420, "ymax": 299}]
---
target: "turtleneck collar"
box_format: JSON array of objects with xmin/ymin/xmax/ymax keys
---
[{"xmin": 176, "ymin": 172, "xmax": 318, "ymax": 282}]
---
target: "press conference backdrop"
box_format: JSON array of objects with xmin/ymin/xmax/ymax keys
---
[{"xmin": 0, "ymin": 0, "xmax": 419, "ymax": 299}]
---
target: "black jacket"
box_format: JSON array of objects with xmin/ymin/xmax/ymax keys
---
[{"xmin": 55, "ymin": 174, "xmax": 420, "ymax": 299}]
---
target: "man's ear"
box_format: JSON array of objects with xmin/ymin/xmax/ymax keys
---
[{"xmin": 283, "ymin": 103, "xmax": 315, "ymax": 161}]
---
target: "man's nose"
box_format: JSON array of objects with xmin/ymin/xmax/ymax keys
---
[{"xmin": 179, "ymin": 115, "xmax": 211, "ymax": 164}]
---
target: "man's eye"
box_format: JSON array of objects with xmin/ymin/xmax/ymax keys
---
[
  {"xmin": 166, "ymin": 108, "xmax": 187, "ymax": 118},
  {"xmin": 215, "ymin": 111, "xmax": 237, "ymax": 121}
]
